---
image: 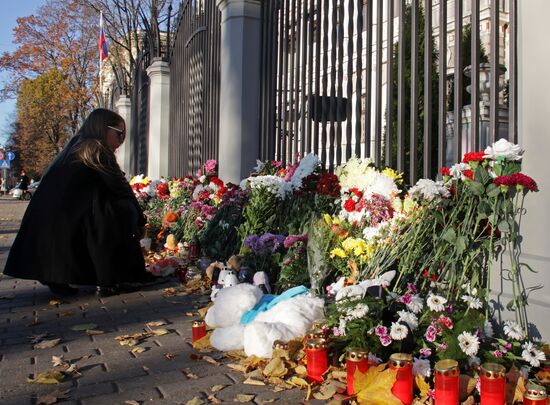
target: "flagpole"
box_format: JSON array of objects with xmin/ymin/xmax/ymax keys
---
[{"xmin": 99, "ymin": 11, "xmax": 103, "ymax": 107}]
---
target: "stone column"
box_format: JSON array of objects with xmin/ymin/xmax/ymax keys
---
[
  {"xmin": 216, "ymin": 0, "xmax": 262, "ymax": 184},
  {"xmin": 115, "ymin": 95, "xmax": 132, "ymax": 176},
  {"xmin": 146, "ymin": 58, "xmax": 170, "ymax": 179},
  {"xmin": 492, "ymin": 0, "xmax": 550, "ymax": 340}
]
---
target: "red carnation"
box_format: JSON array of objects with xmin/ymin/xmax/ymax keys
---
[
  {"xmin": 494, "ymin": 175, "xmax": 513, "ymax": 187},
  {"xmin": 210, "ymin": 176, "xmax": 224, "ymax": 188},
  {"xmin": 343, "ymin": 198, "xmax": 356, "ymax": 212},
  {"xmin": 440, "ymin": 167, "xmax": 451, "ymax": 176},
  {"xmin": 464, "ymin": 170, "xmax": 474, "ymax": 180},
  {"xmin": 510, "ymin": 173, "xmax": 538, "ymax": 192},
  {"xmin": 462, "ymin": 151, "xmax": 486, "ymax": 164},
  {"xmin": 349, "ymin": 187, "xmax": 363, "ymax": 198},
  {"xmin": 315, "ymin": 173, "xmax": 340, "ymax": 197}
]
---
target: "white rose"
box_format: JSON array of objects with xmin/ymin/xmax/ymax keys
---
[{"xmin": 483, "ymin": 138, "xmax": 523, "ymax": 161}]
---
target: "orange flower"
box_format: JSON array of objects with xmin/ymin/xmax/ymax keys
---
[{"xmin": 162, "ymin": 212, "xmax": 180, "ymax": 224}]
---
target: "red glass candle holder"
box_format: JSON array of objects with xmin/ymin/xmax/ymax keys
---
[
  {"xmin": 176, "ymin": 266, "xmax": 188, "ymax": 283},
  {"xmin": 192, "ymin": 320, "xmax": 206, "ymax": 342},
  {"xmin": 389, "ymin": 353, "xmax": 413, "ymax": 405},
  {"xmin": 523, "ymin": 382, "xmax": 549, "ymax": 405},
  {"xmin": 346, "ymin": 347, "xmax": 369, "ymax": 395},
  {"xmin": 434, "ymin": 359, "xmax": 459, "ymax": 405},
  {"xmin": 480, "ymin": 363, "xmax": 506, "ymax": 405},
  {"xmin": 305, "ymin": 338, "xmax": 328, "ymax": 383},
  {"xmin": 188, "ymin": 243, "xmax": 200, "ymax": 259}
]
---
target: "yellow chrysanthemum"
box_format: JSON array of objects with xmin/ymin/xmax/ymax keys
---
[
  {"xmin": 382, "ymin": 167, "xmax": 404, "ymax": 184},
  {"xmin": 330, "ymin": 248, "xmax": 347, "ymax": 258}
]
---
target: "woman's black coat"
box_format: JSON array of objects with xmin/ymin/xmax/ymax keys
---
[{"xmin": 3, "ymin": 137, "xmax": 148, "ymax": 286}]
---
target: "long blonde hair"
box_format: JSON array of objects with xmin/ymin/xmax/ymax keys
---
[{"xmin": 72, "ymin": 108, "xmax": 123, "ymax": 174}]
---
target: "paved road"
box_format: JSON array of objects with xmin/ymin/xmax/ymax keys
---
[{"xmin": 0, "ymin": 197, "xmax": 309, "ymax": 405}]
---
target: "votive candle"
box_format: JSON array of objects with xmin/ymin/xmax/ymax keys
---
[
  {"xmin": 346, "ymin": 347, "xmax": 369, "ymax": 395},
  {"xmin": 480, "ymin": 363, "xmax": 506, "ymax": 405},
  {"xmin": 523, "ymin": 382, "xmax": 549, "ymax": 405},
  {"xmin": 191, "ymin": 320, "xmax": 206, "ymax": 342},
  {"xmin": 389, "ymin": 353, "xmax": 414, "ymax": 405},
  {"xmin": 434, "ymin": 359, "xmax": 459, "ymax": 405},
  {"xmin": 305, "ymin": 338, "xmax": 328, "ymax": 383}
]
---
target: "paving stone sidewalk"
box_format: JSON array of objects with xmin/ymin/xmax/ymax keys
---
[{"xmin": 0, "ymin": 198, "xmax": 312, "ymax": 405}]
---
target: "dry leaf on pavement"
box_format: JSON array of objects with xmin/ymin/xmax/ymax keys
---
[
  {"xmin": 71, "ymin": 323, "xmax": 97, "ymax": 331},
  {"xmin": 48, "ymin": 300, "xmax": 61, "ymax": 307},
  {"xmin": 28, "ymin": 370, "xmax": 65, "ymax": 384},
  {"xmin": 85, "ymin": 329, "xmax": 104, "ymax": 335},
  {"xmin": 35, "ymin": 389, "xmax": 70, "ymax": 405},
  {"xmin": 234, "ymin": 394, "xmax": 255, "ymax": 402},
  {"xmin": 182, "ymin": 368, "xmax": 199, "ymax": 379},
  {"xmin": 124, "ymin": 401, "xmax": 140, "ymax": 405},
  {"xmin": 33, "ymin": 338, "xmax": 61, "ymax": 350},
  {"xmin": 164, "ymin": 353, "xmax": 177, "ymax": 360},
  {"xmin": 207, "ymin": 394, "xmax": 221, "ymax": 404},
  {"xmin": 131, "ymin": 347, "xmax": 146, "ymax": 354},
  {"xmin": 211, "ymin": 385, "xmax": 227, "ymax": 392},
  {"xmin": 243, "ymin": 377, "xmax": 266, "ymax": 386},
  {"xmin": 150, "ymin": 328, "xmax": 169, "ymax": 336},
  {"xmin": 186, "ymin": 397, "xmax": 205, "ymax": 405},
  {"xmin": 146, "ymin": 320, "xmax": 167, "ymax": 327},
  {"xmin": 313, "ymin": 383, "xmax": 338, "ymax": 400}
]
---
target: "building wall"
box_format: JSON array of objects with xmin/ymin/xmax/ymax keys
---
[{"xmin": 514, "ymin": 0, "xmax": 550, "ymax": 340}]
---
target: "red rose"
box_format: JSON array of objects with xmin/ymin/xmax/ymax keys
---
[
  {"xmin": 343, "ymin": 198, "xmax": 356, "ymax": 212},
  {"xmin": 440, "ymin": 167, "xmax": 451, "ymax": 176},
  {"xmin": 349, "ymin": 188, "xmax": 363, "ymax": 198},
  {"xmin": 209, "ymin": 176, "xmax": 224, "ymax": 188},
  {"xmin": 462, "ymin": 151, "xmax": 486, "ymax": 164}
]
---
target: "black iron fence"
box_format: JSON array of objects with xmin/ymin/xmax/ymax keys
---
[
  {"xmin": 130, "ymin": 46, "xmax": 151, "ymax": 175},
  {"xmin": 168, "ymin": 0, "xmax": 221, "ymax": 177},
  {"xmin": 259, "ymin": 0, "xmax": 517, "ymax": 184}
]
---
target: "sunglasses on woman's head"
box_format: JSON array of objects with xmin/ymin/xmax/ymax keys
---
[{"xmin": 107, "ymin": 125, "xmax": 126, "ymax": 141}]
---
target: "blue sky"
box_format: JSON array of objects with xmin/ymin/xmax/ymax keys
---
[{"xmin": 0, "ymin": 1, "xmax": 46, "ymax": 146}]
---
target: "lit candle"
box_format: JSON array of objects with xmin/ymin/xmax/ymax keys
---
[
  {"xmin": 192, "ymin": 320, "xmax": 206, "ymax": 342},
  {"xmin": 523, "ymin": 382, "xmax": 549, "ymax": 405},
  {"xmin": 305, "ymin": 338, "xmax": 328, "ymax": 383},
  {"xmin": 480, "ymin": 363, "xmax": 506, "ymax": 405},
  {"xmin": 389, "ymin": 353, "xmax": 413, "ymax": 405},
  {"xmin": 346, "ymin": 347, "xmax": 369, "ymax": 395},
  {"xmin": 434, "ymin": 359, "xmax": 459, "ymax": 405}
]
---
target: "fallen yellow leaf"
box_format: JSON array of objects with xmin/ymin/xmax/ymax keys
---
[
  {"xmin": 211, "ymin": 385, "xmax": 227, "ymax": 392},
  {"xmin": 263, "ymin": 357, "xmax": 288, "ymax": 378},
  {"xmin": 131, "ymin": 347, "xmax": 146, "ymax": 354},
  {"xmin": 151, "ymin": 328, "xmax": 169, "ymax": 336},
  {"xmin": 313, "ymin": 383, "xmax": 338, "ymax": 400},
  {"xmin": 234, "ymin": 394, "xmax": 255, "ymax": 402},
  {"xmin": 186, "ymin": 397, "xmax": 204, "ymax": 405},
  {"xmin": 354, "ymin": 364, "xmax": 401, "ymax": 405},
  {"xmin": 244, "ymin": 377, "xmax": 266, "ymax": 386},
  {"xmin": 192, "ymin": 333, "xmax": 212, "ymax": 351},
  {"xmin": 85, "ymin": 329, "xmax": 104, "ymax": 336},
  {"xmin": 33, "ymin": 338, "xmax": 61, "ymax": 350},
  {"xmin": 48, "ymin": 300, "xmax": 61, "ymax": 306},
  {"xmin": 28, "ymin": 371, "xmax": 65, "ymax": 384}
]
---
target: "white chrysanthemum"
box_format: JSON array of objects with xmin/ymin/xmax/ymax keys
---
[
  {"xmin": 449, "ymin": 162, "xmax": 471, "ymax": 180},
  {"xmin": 461, "ymin": 295, "xmax": 483, "ymax": 310},
  {"xmin": 346, "ymin": 303, "xmax": 369, "ymax": 320},
  {"xmin": 363, "ymin": 172, "xmax": 400, "ymax": 200},
  {"xmin": 484, "ymin": 138, "xmax": 524, "ymax": 161},
  {"xmin": 368, "ymin": 353, "xmax": 382, "ymax": 364},
  {"xmin": 503, "ymin": 320, "xmax": 525, "ymax": 341},
  {"xmin": 362, "ymin": 225, "xmax": 383, "ymax": 241},
  {"xmin": 427, "ymin": 294, "xmax": 447, "ymax": 312},
  {"xmin": 406, "ymin": 295, "xmax": 424, "ymax": 314},
  {"xmin": 484, "ymin": 321, "xmax": 494, "ymax": 338},
  {"xmin": 289, "ymin": 153, "xmax": 319, "ymax": 190},
  {"xmin": 397, "ymin": 310, "xmax": 419, "ymax": 331},
  {"xmin": 413, "ymin": 357, "xmax": 431, "ymax": 377},
  {"xmin": 408, "ymin": 179, "xmax": 450, "ymax": 202},
  {"xmin": 335, "ymin": 157, "xmax": 375, "ymax": 189},
  {"xmin": 390, "ymin": 322, "xmax": 409, "ymax": 340},
  {"xmin": 253, "ymin": 159, "xmax": 265, "ymax": 173},
  {"xmin": 521, "ymin": 342, "xmax": 546, "ymax": 367},
  {"xmin": 458, "ymin": 331, "xmax": 480, "ymax": 356},
  {"xmin": 244, "ymin": 175, "xmax": 292, "ymax": 199}
]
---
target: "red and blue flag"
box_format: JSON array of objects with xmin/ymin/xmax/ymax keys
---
[{"xmin": 99, "ymin": 13, "xmax": 108, "ymax": 61}]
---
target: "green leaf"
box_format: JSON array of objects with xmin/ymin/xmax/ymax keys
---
[
  {"xmin": 455, "ymin": 236, "xmax": 467, "ymax": 254},
  {"xmin": 486, "ymin": 183, "xmax": 501, "ymax": 198},
  {"xmin": 497, "ymin": 220, "xmax": 510, "ymax": 233},
  {"xmin": 442, "ymin": 228, "xmax": 457, "ymax": 243},
  {"xmin": 474, "ymin": 166, "xmax": 491, "ymax": 185},
  {"xmin": 468, "ymin": 181, "xmax": 485, "ymax": 196}
]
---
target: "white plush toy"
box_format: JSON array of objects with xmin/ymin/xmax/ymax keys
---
[
  {"xmin": 207, "ymin": 285, "xmax": 324, "ymax": 358},
  {"xmin": 333, "ymin": 270, "xmax": 397, "ymax": 302}
]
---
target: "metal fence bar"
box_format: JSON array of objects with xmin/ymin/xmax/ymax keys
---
[
  {"xmin": 328, "ymin": 0, "xmax": 337, "ymax": 170},
  {"xmin": 385, "ymin": 0, "xmax": 394, "ymax": 168},
  {"xmin": 374, "ymin": 0, "xmax": 383, "ymax": 167},
  {"xmin": 410, "ymin": 0, "xmax": 419, "ymax": 184},
  {"xmin": 397, "ymin": 0, "xmax": 405, "ymax": 172},
  {"xmin": 336, "ymin": 2, "xmax": 345, "ymax": 166},
  {"xmin": 276, "ymin": 0, "xmax": 285, "ymax": 161},
  {"xmin": 299, "ymin": 0, "xmax": 308, "ymax": 155},
  {"xmin": 490, "ymin": 0, "xmax": 500, "ymax": 144},
  {"xmin": 438, "ymin": 0, "xmax": 447, "ymax": 170},
  {"xmin": 471, "ymin": 0, "xmax": 480, "ymax": 151},
  {"xmin": 321, "ymin": 0, "xmax": 329, "ymax": 165},
  {"xmin": 305, "ymin": 0, "xmax": 315, "ymax": 153},
  {"xmin": 423, "ymin": 0, "xmax": 432, "ymax": 178},
  {"xmin": 453, "ymin": 0, "xmax": 463, "ymax": 163},
  {"xmin": 345, "ymin": 0, "xmax": 354, "ymax": 161},
  {"xmin": 364, "ymin": 0, "xmax": 373, "ymax": 159},
  {"xmin": 354, "ymin": 0, "xmax": 363, "ymax": 158},
  {"xmin": 289, "ymin": 0, "xmax": 297, "ymax": 162},
  {"xmin": 281, "ymin": 0, "xmax": 290, "ymax": 164},
  {"xmin": 314, "ymin": 0, "xmax": 322, "ymax": 154},
  {"xmin": 509, "ymin": 0, "xmax": 517, "ymax": 143}
]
